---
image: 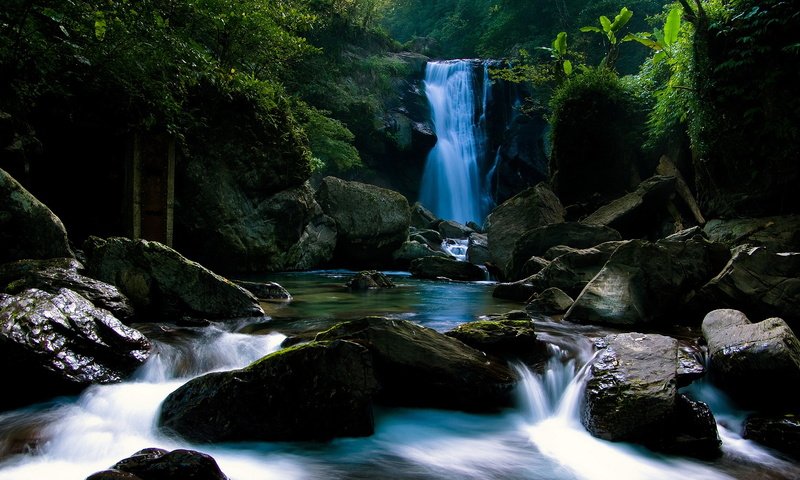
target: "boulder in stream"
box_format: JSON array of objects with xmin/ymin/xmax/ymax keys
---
[
  {"xmin": 409, "ymin": 256, "xmax": 486, "ymax": 282},
  {"xmin": 438, "ymin": 220, "xmax": 474, "ymax": 239},
  {"xmin": 702, "ymin": 309, "xmax": 800, "ymax": 408},
  {"xmin": 392, "ymin": 240, "xmax": 448, "ymax": 268},
  {"xmin": 444, "ymin": 316, "xmax": 545, "ymax": 363},
  {"xmin": 83, "ymin": 237, "xmax": 263, "ymax": 321},
  {"xmin": 526, "ymin": 287, "xmax": 574, "ymax": 316},
  {"xmin": 87, "ymin": 447, "xmax": 229, "ymax": 480},
  {"xmin": 159, "ymin": 340, "xmax": 378, "ymax": 443},
  {"xmin": 345, "ymin": 271, "xmax": 396, "ymax": 290},
  {"xmin": 743, "ymin": 413, "xmax": 800, "ymax": 460},
  {"xmin": 315, "ymin": 317, "xmax": 517, "ymax": 412},
  {"xmin": 0, "ymin": 288, "xmax": 150, "ymax": 411}
]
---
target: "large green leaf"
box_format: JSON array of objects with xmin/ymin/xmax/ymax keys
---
[
  {"xmin": 663, "ymin": 7, "xmax": 682, "ymax": 45},
  {"xmin": 600, "ymin": 15, "xmax": 612, "ymax": 32},
  {"xmin": 553, "ymin": 32, "xmax": 568, "ymax": 56},
  {"xmin": 563, "ymin": 60, "xmax": 573, "ymax": 75},
  {"xmin": 610, "ymin": 7, "xmax": 633, "ymax": 32},
  {"xmin": 580, "ymin": 26, "xmax": 602, "ymax": 33}
]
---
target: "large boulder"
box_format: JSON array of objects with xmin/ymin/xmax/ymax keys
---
[
  {"xmin": 581, "ymin": 175, "xmax": 679, "ymax": 239},
  {"xmin": 581, "ymin": 333, "xmax": 720, "ymax": 456},
  {"xmin": 438, "ymin": 220, "xmax": 474, "ymax": 239},
  {"xmin": 703, "ymin": 216, "xmax": 800, "ymax": 251},
  {"xmin": 409, "ymin": 256, "xmax": 486, "ymax": 282},
  {"xmin": 743, "ymin": 414, "xmax": 800, "ymax": 460},
  {"xmin": 526, "ymin": 287, "xmax": 574, "ymax": 316},
  {"xmin": 410, "ymin": 202, "xmax": 438, "ymax": 229},
  {"xmin": 0, "ymin": 288, "xmax": 150, "ymax": 410},
  {"xmin": 507, "ymin": 222, "xmax": 621, "ymax": 280},
  {"xmin": 702, "ymin": 309, "xmax": 800, "ymax": 408},
  {"xmin": 159, "ymin": 340, "xmax": 378, "ymax": 443},
  {"xmin": 690, "ymin": 246, "xmax": 800, "ymax": 327},
  {"xmin": 315, "ymin": 317, "xmax": 516, "ymax": 412},
  {"xmin": 392, "ymin": 240, "xmax": 448, "ymax": 268},
  {"xmin": 466, "ymin": 232, "xmax": 491, "ymax": 266},
  {"xmin": 565, "ymin": 236, "xmax": 729, "ymax": 326},
  {"xmin": 316, "ymin": 176, "xmax": 411, "ymax": 267},
  {"xmin": 87, "ymin": 448, "xmax": 229, "ymax": 480},
  {"xmin": 486, "ymin": 183, "xmax": 565, "ymax": 278},
  {"xmin": 177, "ymin": 181, "xmax": 336, "ymax": 273},
  {"xmin": 0, "ymin": 167, "xmax": 74, "ymax": 263},
  {"xmin": 444, "ymin": 316, "xmax": 545, "ymax": 362},
  {"xmin": 83, "ymin": 237, "xmax": 263, "ymax": 321},
  {"xmin": 231, "ymin": 280, "xmax": 291, "ymax": 302},
  {"xmin": 0, "ymin": 258, "xmax": 135, "ymax": 322},
  {"xmin": 345, "ymin": 271, "xmax": 396, "ymax": 290}
]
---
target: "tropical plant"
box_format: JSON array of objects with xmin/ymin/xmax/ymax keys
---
[{"xmin": 580, "ymin": 6, "xmax": 635, "ymax": 69}]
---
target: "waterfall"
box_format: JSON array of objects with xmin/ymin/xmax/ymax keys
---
[{"xmin": 419, "ymin": 60, "xmax": 490, "ymax": 225}]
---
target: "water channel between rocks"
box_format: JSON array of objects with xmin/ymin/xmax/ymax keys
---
[{"xmin": 0, "ymin": 271, "xmax": 797, "ymax": 480}]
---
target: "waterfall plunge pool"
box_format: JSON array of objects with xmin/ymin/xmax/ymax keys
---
[{"xmin": 0, "ymin": 271, "xmax": 797, "ymax": 480}]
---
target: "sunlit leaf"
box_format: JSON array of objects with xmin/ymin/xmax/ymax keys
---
[
  {"xmin": 610, "ymin": 7, "xmax": 633, "ymax": 32},
  {"xmin": 600, "ymin": 15, "xmax": 612, "ymax": 32},
  {"xmin": 553, "ymin": 31, "xmax": 568, "ymax": 56},
  {"xmin": 664, "ymin": 7, "xmax": 681, "ymax": 45},
  {"xmin": 563, "ymin": 60, "xmax": 572, "ymax": 75}
]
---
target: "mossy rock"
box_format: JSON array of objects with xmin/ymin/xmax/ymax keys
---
[{"xmin": 445, "ymin": 317, "xmax": 546, "ymax": 363}]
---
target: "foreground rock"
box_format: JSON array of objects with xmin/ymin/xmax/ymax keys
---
[
  {"xmin": 84, "ymin": 237, "xmax": 263, "ymax": 321},
  {"xmin": 0, "ymin": 288, "xmax": 150, "ymax": 410},
  {"xmin": 316, "ymin": 176, "xmax": 410, "ymax": 267},
  {"xmin": 410, "ymin": 256, "xmax": 486, "ymax": 281},
  {"xmin": 315, "ymin": 317, "xmax": 516, "ymax": 411},
  {"xmin": 743, "ymin": 414, "xmax": 800, "ymax": 460},
  {"xmin": 702, "ymin": 309, "xmax": 800, "ymax": 408},
  {"xmin": 232, "ymin": 280, "xmax": 291, "ymax": 302},
  {"xmin": 0, "ymin": 258, "xmax": 136, "ymax": 322},
  {"xmin": 507, "ymin": 223, "xmax": 621, "ymax": 280},
  {"xmin": 0, "ymin": 167, "xmax": 74, "ymax": 264},
  {"xmin": 526, "ymin": 287, "xmax": 574, "ymax": 316},
  {"xmin": 87, "ymin": 448, "xmax": 228, "ymax": 480},
  {"xmin": 445, "ymin": 315, "xmax": 545, "ymax": 363},
  {"xmin": 690, "ymin": 246, "xmax": 800, "ymax": 327},
  {"xmin": 582, "ymin": 333, "xmax": 720, "ymax": 456},
  {"xmin": 486, "ymin": 183, "xmax": 565, "ymax": 279},
  {"xmin": 703, "ymin": 215, "xmax": 800, "ymax": 251},
  {"xmin": 159, "ymin": 340, "xmax": 377, "ymax": 442},
  {"xmin": 565, "ymin": 236, "xmax": 729, "ymax": 326}
]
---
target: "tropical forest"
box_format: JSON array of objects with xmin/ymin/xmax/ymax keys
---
[{"xmin": 1, "ymin": 0, "xmax": 799, "ymax": 478}]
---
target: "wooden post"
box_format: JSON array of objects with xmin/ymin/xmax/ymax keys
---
[{"xmin": 128, "ymin": 133, "xmax": 175, "ymax": 246}]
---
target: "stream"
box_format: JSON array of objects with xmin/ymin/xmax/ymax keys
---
[{"xmin": 0, "ymin": 271, "xmax": 797, "ymax": 480}]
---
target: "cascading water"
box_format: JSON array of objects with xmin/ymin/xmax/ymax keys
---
[{"xmin": 418, "ymin": 60, "xmax": 489, "ymax": 225}]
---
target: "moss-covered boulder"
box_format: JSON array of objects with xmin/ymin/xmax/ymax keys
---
[
  {"xmin": 445, "ymin": 317, "xmax": 545, "ymax": 362},
  {"xmin": 315, "ymin": 317, "xmax": 516, "ymax": 412},
  {"xmin": 702, "ymin": 309, "xmax": 800, "ymax": 408},
  {"xmin": 316, "ymin": 177, "xmax": 411, "ymax": 267},
  {"xmin": 0, "ymin": 288, "xmax": 150, "ymax": 411},
  {"xmin": 158, "ymin": 340, "xmax": 378, "ymax": 443},
  {"xmin": 83, "ymin": 237, "xmax": 263, "ymax": 321},
  {"xmin": 0, "ymin": 167, "xmax": 74, "ymax": 264},
  {"xmin": 345, "ymin": 271, "xmax": 396, "ymax": 290},
  {"xmin": 87, "ymin": 448, "xmax": 229, "ymax": 480}
]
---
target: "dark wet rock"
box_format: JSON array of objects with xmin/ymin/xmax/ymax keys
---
[
  {"xmin": 410, "ymin": 256, "xmax": 486, "ymax": 282},
  {"xmin": 87, "ymin": 447, "xmax": 229, "ymax": 480},
  {"xmin": 345, "ymin": 271, "xmax": 396, "ymax": 290},
  {"xmin": 316, "ymin": 176, "xmax": 410, "ymax": 267},
  {"xmin": 0, "ymin": 288, "xmax": 150, "ymax": 410},
  {"xmin": 689, "ymin": 246, "xmax": 800, "ymax": 327},
  {"xmin": 486, "ymin": 183, "xmax": 565, "ymax": 278},
  {"xmin": 315, "ymin": 317, "xmax": 516, "ymax": 412},
  {"xmin": 581, "ymin": 175, "xmax": 678, "ymax": 239},
  {"xmin": 702, "ymin": 309, "xmax": 800, "ymax": 408},
  {"xmin": 582, "ymin": 333, "xmax": 678, "ymax": 443},
  {"xmin": 410, "ymin": 202, "xmax": 438, "ymax": 229},
  {"xmin": 565, "ymin": 237, "xmax": 729, "ymax": 326},
  {"xmin": 507, "ymin": 223, "xmax": 621, "ymax": 280},
  {"xmin": 526, "ymin": 287, "xmax": 574, "ymax": 316},
  {"xmin": 519, "ymin": 256, "xmax": 550, "ymax": 279},
  {"xmin": 392, "ymin": 241, "xmax": 448, "ymax": 268},
  {"xmin": 541, "ymin": 245, "xmax": 580, "ymax": 261},
  {"xmin": 232, "ymin": 280, "xmax": 291, "ymax": 302},
  {"xmin": 0, "ymin": 258, "xmax": 135, "ymax": 322},
  {"xmin": 665, "ymin": 394, "xmax": 721, "ymax": 459},
  {"xmin": 466, "ymin": 221, "xmax": 483, "ymax": 233},
  {"xmin": 176, "ymin": 179, "xmax": 336, "ymax": 273},
  {"xmin": 677, "ymin": 344, "xmax": 706, "ymax": 387},
  {"xmin": 0, "ymin": 167, "xmax": 74, "ymax": 264},
  {"xmin": 438, "ymin": 220, "xmax": 474, "ymax": 239},
  {"xmin": 665, "ymin": 226, "xmax": 706, "ymax": 243},
  {"xmin": 703, "ymin": 215, "xmax": 800, "ymax": 251},
  {"xmin": 159, "ymin": 340, "xmax": 378, "ymax": 442},
  {"xmin": 83, "ymin": 237, "xmax": 263, "ymax": 321},
  {"xmin": 411, "ymin": 228, "xmax": 444, "ymax": 247},
  {"xmin": 743, "ymin": 413, "xmax": 800, "ymax": 460},
  {"xmin": 467, "ymin": 233, "xmax": 491, "ymax": 265},
  {"xmin": 445, "ymin": 318, "xmax": 545, "ymax": 362},
  {"xmin": 495, "ymin": 241, "xmax": 625, "ymax": 302}
]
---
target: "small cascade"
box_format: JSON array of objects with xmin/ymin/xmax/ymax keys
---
[
  {"xmin": 419, "ymin": 60, "xmax": 489, "ymax": 225},
  {"xmin": 441, "ymin": 238, "xmax": 469, "ymax": 261}
]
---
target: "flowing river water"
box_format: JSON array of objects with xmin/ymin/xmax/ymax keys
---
[{"xmin": 0, "ymin": 271, "xmax": 797, "ymax": 479}]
